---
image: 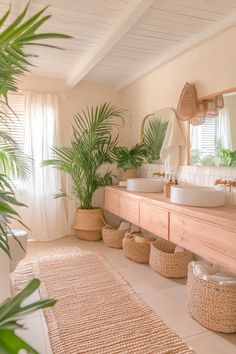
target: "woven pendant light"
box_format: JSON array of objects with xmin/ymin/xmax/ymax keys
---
[{"xmin": 177, "ymin": 82, "xmax": 197, "ymax": 121}]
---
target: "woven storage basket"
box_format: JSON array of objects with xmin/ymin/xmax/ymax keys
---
[
  {"xmin": 187, "ymin": 264, "xmax": 236, "ymax": 333},
  {"xmin": 177, "ymin": 82, "xmax": 197, "ymax": 121},
  {"xmin": 149, "ymin": 239, "xmax": 194, "ymax": 278},
  {"xmin": 123, "ymin": 232, "xmax": 156, "ymax": 263},
  {"xmin": 102, "ymin": 224, "xmax": 127, "ymax": 249}
]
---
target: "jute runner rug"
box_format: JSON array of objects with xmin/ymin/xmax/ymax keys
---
[{"xmin": 14, "ymin": 248, "xmax": 194, "ymax": 354}]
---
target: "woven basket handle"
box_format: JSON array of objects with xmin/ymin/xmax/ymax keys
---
[{"xmin": 101, "ymin": 216, "xmax": 108, "ymax": 226}]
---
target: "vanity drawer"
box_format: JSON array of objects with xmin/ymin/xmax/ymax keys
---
[
  {"xmin": 170, "ymin": 213, "xmax": 236, "ymax": 272},
  {"xmin": 104, "ymin": 190, "xmax": 120, "ymax": 215},
  {"xmin": 119, "ymin": 196, "xmax": 139, "ymax": 225},
  {"xmin": 139, "ymin": 203, "xmax": 169, "ymax": 240}
]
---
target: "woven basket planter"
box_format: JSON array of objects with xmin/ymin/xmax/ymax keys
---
[
  {"xmin": 123, "ymin": 232, "xmax": 156, "ymax": 264},
  {"xmin": 149, "ymin": 239, "xmax": 194, "ymax": 278},
  {"xmin": 187, "ymin": 264, "xmax": 236, "ymax": 333},
  {"xmin": 73, "ymin": 208, "xmax": 104, "ymax": 241},
  {"xmin": 102, "ymin": 225, "xmax": 127, "ymax": 249}
]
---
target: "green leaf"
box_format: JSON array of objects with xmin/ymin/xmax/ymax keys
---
[
  {"xmin": 0, "ymin": 201, "xmax": 19, "ymax": 216},
  {"xmin": 0, "ymin": 7, "xmax": 10, "ymax": 29},
  {"xmin": 143, "ymin": 116, "xmax": 168, "ymax": 162},
  {"xmin": 0, "ymin": 329, "xmax": 38, "ymax": 354},
  {"xmin": 43, "ymin": 103, "xmax": 125, "ymax": 209},
  {"xmin": 0, "ymin": 279, "xmax": 56, "ymax": 354},
  {"xmin": 18, "ymin": 33, "xmax": 72, "ymax": 43},
  {"xmin": 0, "ymin": 4, "xmax": 29, "ymax": 42},
  {"xmin": 0, "ymin": 279, "xmax": 56, "ymax": 322},
  {"xmin": 114, "ymin": 143, "xmax": 147, "ymax": 171},
  {"xmin": 0, "ymin": 4, "xmax": 71, "ymax": 98}
]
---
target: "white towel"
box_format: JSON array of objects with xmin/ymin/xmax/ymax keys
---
[
  {"xmin": 219, "ymin": 281, "xmax": 236, "ymax": 285},
  {"xmin": 118, "ymin": 221, "xmax": 130, "ymax": 231},
  {"xmin": 130, "ymin": 224, "xmax": 141, "ymax": 233},
  {"xmin": 192, "ymin": 261, "xmax": 236, "ymax": 284},
  {"xmin": 174, "ymin": 245, "xmax": 185, "ymax": 253},
  {"xmin": 160, "ymin": 110, "xmax": 185, "ymax": 174},
  {"xmin": 192, "ymin": 261, "xmax": 219, "ymax": 278},
  {"xmin": 134, "ymin": 236, "xmax": 145, "ymax": 243},
  {"xmin": 203, "ymin": 274, "xmax": 236, "ymax": 284}
]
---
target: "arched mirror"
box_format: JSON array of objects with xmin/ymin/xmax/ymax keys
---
[
  {"xmin": 141, "ymin": 108, "xmax": 174, "ymax": 163},
  {"xmin": 141, "ymin": 108, "xmax": 186, "ymax": 173}
]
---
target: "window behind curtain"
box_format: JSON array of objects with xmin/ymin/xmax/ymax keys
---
[
  {"xmin": 190, "ymin": 116, "xmax": 216, "ymax": 157},
  {"xmin": 201, "ymin": 117, "xmax": 216, "ymax": 156},
  {"xmin": 0, "ymin": 93, "xmax": 25, "ymax": 149}
]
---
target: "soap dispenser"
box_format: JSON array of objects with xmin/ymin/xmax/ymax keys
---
[{"xmin": 164, "ymin": 174, "xmax": 175, "ymax": 198}]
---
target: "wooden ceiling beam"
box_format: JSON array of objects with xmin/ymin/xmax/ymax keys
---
[{"xmin": 67, "ymin": 0, "xmax": 155, "ymax": 87}]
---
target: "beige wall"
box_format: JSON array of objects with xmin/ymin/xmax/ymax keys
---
[
  {"xmin": 18, "ymin": 76, "xmax": 126, "ymax": 146},
  {"xmin": 121, "ymin": 26, "xmax": 236, "ymax": 146},
  {"xmin": 59, "ymin": 81, "xmax": 124, "ymax": 146}
]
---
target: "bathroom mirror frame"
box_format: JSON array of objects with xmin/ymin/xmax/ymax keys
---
[
  {"xmin": 140, "ymin": 107, "xmax": 176, "ymax": 141},
  {"xmin": 187, "ymin": 86, "xmax": 236, "ymax": 167},
  {"xmin": 141, "ymin": 107, "xmax": 188, "ymax": 165},
  {"xmin": 140, "ymin": 108, "xmax": 175, "ymax": 165}
]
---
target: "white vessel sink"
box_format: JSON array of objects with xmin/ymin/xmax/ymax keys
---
[
  {"xmin": 127, "ymin": 178, "xmax": 164, "ymax": 193},
  {"xmin": 171, "ymin": 185, "xmax": 225, "ymax": 207}
]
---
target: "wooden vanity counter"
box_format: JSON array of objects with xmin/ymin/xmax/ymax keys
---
[{"xmin": 104, "ymin": 186, "xmax": 236, "ymax": 273}]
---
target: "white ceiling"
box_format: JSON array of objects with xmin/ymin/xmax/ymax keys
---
[{"xmin": 2, "ymin": 0, "xmax": 236, "ymax": 89}]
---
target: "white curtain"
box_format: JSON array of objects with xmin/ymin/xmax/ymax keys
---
[
  {"xmin": 17, "ymin": 93, "xmax": 68, "ymax": 241},
  {"xmin": 190, "ymin": 124, "xmax": 202, "ymax": 151},
  {"xmin": 216, "ymin": 108, "xmax": 232, "ymax": 149}
]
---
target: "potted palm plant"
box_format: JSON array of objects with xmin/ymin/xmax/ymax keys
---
[
  {"xmin": 0, "ymin": 4, "xmax": 70, "ymax": 352},
  {"xmin": 114, "ymin": 143, "xmax": 147, "ymax": 181},
  {"xmin": 43, "ymin": 103, "xmax": 124, "ymax": 241}
]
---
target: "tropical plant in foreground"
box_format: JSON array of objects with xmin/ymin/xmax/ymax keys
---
[
  {"xmin": 0, "ymin": 174, "xmax": 26, "ymax": 256},
  {"xmin": 143, "ymin": 117, "xmax": 168, "ymax": 162},
  {"xmin": 0, "ymin": 2, "xmax": 70, "ymax": 254},
  {"xmin": 114, "ymin": 143, "xmax": 147, "ymax": 171},
  {"xmin": 0, "ymin": 130, "xmax": 31, "ymax": 180},
  {"xmin": 0, "ymin": 4, "xmax": 70, "ymax": 353},
  {"xmin": 0, "ymin": 279, "xmax": 56, "ymax": 354},
  {"xmin": 43, "ymin": 103, "xmax": 124, "ymax": 209}
]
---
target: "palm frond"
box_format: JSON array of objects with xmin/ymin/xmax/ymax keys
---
[
  {"xmin": 0, "ymin": 279, "xmax": 56, "ymax": 354},
  {"xmin": 114, "ymin": 143, "xmax": 147, "ymax": 171},
  {"xmin": 0, "ymin": 147, "xmax": 31, "ymax": 180},
  {"xmin": 0, "ymin": 3, "xmax": 71, "ymax": 254},
  {"xmin": 43, "ymin": 103, "xmax": 124, "ymax": 209},
  {"xmin": 0, "ymin": 4, "xmax": 72, "ymax": 99},
  {"xmin": 0, "ymin": 174, "xmax": 27, "ymax": 256},
  {"xmin": 143, "ymin": 117, "xmax": 168, "ymax": 163}
]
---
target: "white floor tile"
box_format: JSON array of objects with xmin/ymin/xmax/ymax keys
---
[
  {"xmin": 186, "ymin": 332, "xmax": 236, "ymax": 354},
  {"xmin": 118, "ymin": 265, "xmax": 185, "ymax": 294},
  {"xmin": 16, "ymin": 313, "xmax": 51, "ymax": 354},
  {"xmin": 140, "ymin": 287, "xmax": 207, "ymax": 338}
]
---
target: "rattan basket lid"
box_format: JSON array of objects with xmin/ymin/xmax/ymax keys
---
[{"xmin": 177, "ymin": 82, "xmax": 197, "ymax": 121}]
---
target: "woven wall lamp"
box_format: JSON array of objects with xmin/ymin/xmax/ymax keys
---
[
  {"xmin": 177, "ymin": 82, "xmax": 224, "ymax": 126},
  {"xmin": 177, "ymin": 82, "xmax": 197, "ymax": 121}
]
